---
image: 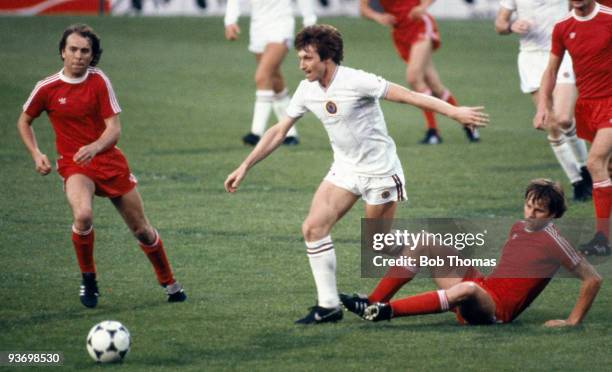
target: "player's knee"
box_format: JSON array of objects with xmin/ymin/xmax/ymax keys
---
[
  {"xmin": 73, "ymin": 209, "xmax": 93, "ymax": 229},
  {"xmin": 586, "ymin": 155, "xmax": 605, "ymax": 175},
  {"xmin": 254, "ymin": 70, "xmax": 273, "ymax": 88},
  {"xmin": 301, "ymin": 220, "xmax": 326, "ymax": 242},
  {"xmin": 555, "ymin": 116, "xmax": 573, "ymax": 130},
  {"xmin": 134, "ymin": 225, "xmax": 156, "ymax": 245}
]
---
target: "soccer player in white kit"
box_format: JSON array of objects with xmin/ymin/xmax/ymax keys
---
[
  {"xmin": 495, "ymin": 0, "xmax": 592, "ymax": 201},
  {"xmin": 224, "ymin": 0, "xmax": 317, "ymax": 146},
  {"xmin": 224, "ymin": 24, "xmax": 488, "ymax": 324}
]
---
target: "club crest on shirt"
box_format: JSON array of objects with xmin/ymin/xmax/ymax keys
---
[
  {"xmin": 325, "ymin": 101, "xmax": 338, "ymax": 115},
  {"xmin": 58, "ymin": 97, "xmax": 67, "ymax": 104},
  {"xmin": 381, "ymin": 191, "xmax": 391, "ymax": 199}
]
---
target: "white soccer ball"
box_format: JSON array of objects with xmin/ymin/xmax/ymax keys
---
[{"xmin": 86, "ymin": 320, "xmax": 131, "ymax": 363}]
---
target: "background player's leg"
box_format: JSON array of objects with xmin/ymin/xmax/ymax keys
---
[
  {"xmin": 111, "ymin": 188, "xmax": 183, "ymax": 298},
  {"xmin": 301, "ymin": 181, "xmax": 359, "ymax": 313},
  {"xmin": 245, "ymin": 43, "xmax": 289, "ymax": 146},
  {"xmin": 65, "ymin": 174, "xmax": 98, "ymax": 307},
  {"xmin": 407, "ymin": 38, "xmax": 440, "ymax": 144},
  {"xmin": 553, "ymin": 84, "xmax": 591, "ymax": 200},
  {"xmin": 425, "ymin": 59, "xmax": 479, "ymax": 142},
  {"xmin": 587, "ymin": 128, "xmax": 612, "ymax": 241},
  {"xmin": 271, "ymin": 68, "xmax": 299, "ymax": 144}
]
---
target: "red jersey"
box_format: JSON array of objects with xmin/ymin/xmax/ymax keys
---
[
  {"xmin": 598, "ymin": 0, "xmax": 612, "ymax": 7},
  {"xmin": 551, "ymin": 3, "xmax": 612, "ymax": 99},
  {"xmin": 23, "ymin": 67, "xmax": 122, "ymax": 158},
  {"xmin": 483, "ymin": 221, "xmax": 582, "ymax": 322},
  {"xmin": 379, "ymin": 0, "xmax": 421, "ymax": 29}
]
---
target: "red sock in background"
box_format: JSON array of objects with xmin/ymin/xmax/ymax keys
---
[
  {"xmin": 368, "ymin": 266, "xmax": 417, "ymax": 303},
  {"xmin": 390, "ymin": 290, "xmax": 449, "ymax": 317},
  {"xmin": 419, "ymin": 89, "xmax": 437, "ymax": 130},
  {"xmin": 592, "ymin": 179, "xmax": 612, "ymax": 239},
  {"xmin": 139, "ymin": 230, "xmax": 175, "ymax": 286},
  {"xmin": 72, "ymin": 225, "xmax": 95, "ymax": 274},
  {"xmin": 441, "ymin": 89, "xmax": 458, "ymax": 106}
]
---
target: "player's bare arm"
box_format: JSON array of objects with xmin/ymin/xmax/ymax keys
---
[
  {"xmin": 384, "ymin": 83, "xmax": 489, "ymax": 128},
  {"xmin": 17, "ymin": 112, "xmax": 51, "ymax": 175},
  {"xmin": 224, "ymin": 116, "xmax": 298, "ymax": 193},
  {"xmin": 544, "ymin": 259, "xmax": 602, "ymax": 327},
  {"xmin": 533, "ymin": 53, "xmax": 562, "ymax": 130},
  {"xmin": 408, "ymin": 0, "xmax": 434, "ymax": 21},
  {"xmin": 73, "ymin": 115, "xmax": 121, "ymax": 166},
  {"xmin": 359, "ymin": 0, "xmax": 396, "ymax": 26}
]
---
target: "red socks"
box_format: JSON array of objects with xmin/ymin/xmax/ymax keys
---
[
  {"xmin": 593, "ymin": 179, "xmax": 612, "ymax": 239},
  {"xmin": 390, "ymin": 290, "xmax": 450, "ymax": 317},
  {"xmin": 72, "ymin": 225, "xmax": 95, "ymax": 274},
  {"xmin": 419, "ymin": 89, "xmax": 457, "ymax": 131},
  {"xmin": 368, "ymin": 266, "xmax": 417, "ymax": 303},
  {"xmin": 139, "ymin": 231, "xmax": 175, "ymax": 286}
]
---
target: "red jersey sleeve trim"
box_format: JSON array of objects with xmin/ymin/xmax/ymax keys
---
[
  {"xmin": 22, "ymin": 72, "xmax": 61, "ymax": 114},
  {"xmin": 544, "ymin": 225, "xmax": 582, "ymax": 267},
  {"xmin": 90, "ymin": 68, "xmax": 122, "ymax": 115}
]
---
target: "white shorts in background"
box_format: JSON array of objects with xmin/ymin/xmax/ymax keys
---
[
  {"xmin": 249, "ymin": 18, "xmax": 294, "ymax": 54},
  {"xmin": 324, "ymin": 164, "xmax": 407, "ymax": 206},
  {"xmin": 518, "ymin": 50, "xmax": 575, "ymax": 94}
]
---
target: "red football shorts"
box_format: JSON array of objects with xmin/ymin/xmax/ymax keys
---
[
  {"xmin": 57, "ymin": 148, "xmax": 137, "ymax": 198},
  {"xmin": 574, "ymin": 96, "xmax": 612, "ymax": 142},
  {"xmin": 391, "ymin": 13, "xmax": 441, "ymax": 63}
]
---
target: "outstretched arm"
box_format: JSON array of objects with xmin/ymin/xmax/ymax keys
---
[
  {"xmin": 359, "ymin": 0, "xmax": 396, "ymax": 26},
  {"xmin": 224, "ymin": 116, "xmax": 298, "ymax": 193},
  {"xmin": 544, "ymin": 260, "xmax": 602, "ymax": 327},
  {"xmin": 384, "ymin": 83, "xmax": 489, "ymax": 128},
  {"xmin": 533, "ymin": 53, "xmax": 562, "ymax": 130},
  {"xmin": 17, "ymin": 112, "xmax": 51, "ymax": 175}
]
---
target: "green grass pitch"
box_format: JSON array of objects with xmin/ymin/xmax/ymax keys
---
[{"xmin": 0, "ymin": 16, "xmax": 610, "ymax": 371}]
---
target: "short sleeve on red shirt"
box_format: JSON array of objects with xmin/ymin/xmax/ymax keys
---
[
  {"xmin": 543, "ymin": 225, "xmax": 582, "ymax": 271},
  {"xmin": 23, "ymin": 78, "xmax": 55, "ymax": 118},
  {"xmin": 550, "ymin": 23, "xmax": 565, "ymax": 57},
  {"xmin": 91, "ymin": 70, "xmax": 122, "ymax": 119}
]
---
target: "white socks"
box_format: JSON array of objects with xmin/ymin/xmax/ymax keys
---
[
  {"xmin": 251, "ymin": 89, "xmax": 299, "ymax": 138},
  {"xmin": 305, "ymin": 235, "xmax": 339, "ymax": 309},
  {"xmin": 563, "ymin": 122, "xmax": 588, "ymax": 167},
  {"xmin": 272, "ymin": 89, "xmax": 298, "ymax": 138},
  {"xmin": 548, "ymin": 135, "xmax": 582, "ymax": 183},
  {"xmin": 250, "ymin": 90, "xmax": 274, "ymax": 136}
]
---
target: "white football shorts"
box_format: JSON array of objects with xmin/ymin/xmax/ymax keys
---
[
  {"xmin": 249, "ymin": 18, "xmax": 295, "ymax": 54},
  {"xmin": 518, "ymin": 50, "xmax": 575, "ymax": 94},
  {"xmin": 324, "ymin": 163, "xmax": 407, "ymax": 205}
]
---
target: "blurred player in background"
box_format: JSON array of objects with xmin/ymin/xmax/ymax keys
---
[
  {"xmin": 17, "ymin": 24, "xmax": 186, "ymax": 308},
  {"xmin": 359, "ymin": 0, "xmax": 479, "ymax": 144},
  {"xmin": 225, "ymin": 24, "xmax": 488, "ymax": 324},
  {"xmin": 344, "ymin": 179, "xmax": 602, "ymax": 327},
  {"xmin": 224, "ymin": 0, "xmax": 317, "ymax": 146},
  {"xmin": 535, "ymin": 0, "xmax": 612, "ymax": 256},
  {"xmin": 495, "ymin": 0, "xmax": 591, "ymax": 202}
]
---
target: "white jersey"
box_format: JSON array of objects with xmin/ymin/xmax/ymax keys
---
[
  {"xmin": 499, "ymin": 0, "xmax": 570, "ymax": 51},
  {"xmin": 286, "ymin": 66, "xmax": 401, "ymax": 177},
  {"xmin": 224, "ymin": 0, "xmax": 317, "ymax": 28}
]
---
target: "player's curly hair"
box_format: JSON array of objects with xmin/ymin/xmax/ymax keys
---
[
  {"xmin": 59, "ymin": 24, "xmax": 103, "ymax": 67},
  {"xmin": 524, "ymin": 178, "xmax": 567, "ymax": 218},
  {"xmin": 295, "ymin": 24, "xmax": 343, "ymax": 64}
]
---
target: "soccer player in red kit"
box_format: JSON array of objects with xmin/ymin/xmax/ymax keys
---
[
  {"xmin": 534, "ymin": 0, "xmax": 612, "ymax": 256},
  {"xmin": 17, "ymin": 24, "xmax": 186, "ymax": 308},
  {"xmin": 359, "ymin": 0, "xmax": 479, "ymax": 144},
  {"xmin": 342, "ymin": 179, "xmax": 602, "ymax": 327}
]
